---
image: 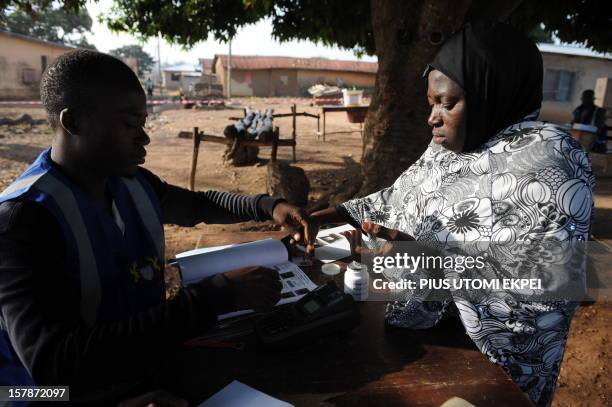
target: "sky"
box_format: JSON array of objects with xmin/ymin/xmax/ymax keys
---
[{"xmin": 85, "ymin": 0, "xmax": 378, "ymax": 68}]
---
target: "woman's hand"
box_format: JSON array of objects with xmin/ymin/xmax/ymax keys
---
[
  {"xmin": 361, "ymin": 222, "xmax": 414, "ymax": 242},
  {"xmin": 342, "ymin": 223, "xmax": 414, "ymax": 262}
]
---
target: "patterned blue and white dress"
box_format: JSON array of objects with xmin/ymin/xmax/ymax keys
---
[{"xmin": 341, "ymin": 118, "xmax": 595, "ymax": 407}]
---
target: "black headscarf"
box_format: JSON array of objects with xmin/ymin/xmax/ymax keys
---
[{"xmin": 424, "ymin": 22, "xmax": 543, "ymax": 151}]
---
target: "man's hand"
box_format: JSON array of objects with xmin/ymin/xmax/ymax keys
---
[
  {"xmin": 222, "ymin": 266, "xmax": 282, "ymax": 311},
  {"xmin": 272, "ymin": 202, "xmax": 318, "ymax": 254}
]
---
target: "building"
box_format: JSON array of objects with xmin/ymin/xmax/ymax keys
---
[
  {"xmin": 0, "ymin": 30, "xmax": 76, "ymax": 100},
  {"xmin": 210, "ymin": 48, "xmax": 611, "ymax": 117},
  {"xmin": 0, "ymin": 30, "xmax": 146, "ymax": 101},
  {"xmin": 162, "ymin": 63, "xmax": 202, "ymax": 91},
  {"xmin": 538, "ymin": 43, "xmax": 612, "ymax": 124},
  {"xmin": 210, "ymin": 55, "xmax": 377, "ymax": 97},
  {"xmin": 196, "ymin": 58, "xmax": 221, "ymax": 95}
]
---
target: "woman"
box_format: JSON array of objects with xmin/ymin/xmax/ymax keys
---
[{"xmin": 311, "ymin": 22, "xmax": 594, "ymax": 407}]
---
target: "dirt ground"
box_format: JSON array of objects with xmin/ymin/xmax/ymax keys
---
[{"xmin": 0, "ymin": 99, "xmax": 610, "ymax": 406}]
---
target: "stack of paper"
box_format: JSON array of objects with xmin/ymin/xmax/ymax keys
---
[{"xmin": 176, "ymin": 239, "xmax": 317, "ymax": 320}]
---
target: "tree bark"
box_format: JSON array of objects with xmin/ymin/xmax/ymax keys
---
[{"xmin": 358, "ymin": 0, "xmax": 472, "ymax": 196}]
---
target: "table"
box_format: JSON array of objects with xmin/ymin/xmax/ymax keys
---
[
  {"xmin": 166, "ymin": 232, "xmax": 533, "ymax": 407},
  {"xmin": 320, "ymin": 105, "xmax": 369, "ymax": 142}
]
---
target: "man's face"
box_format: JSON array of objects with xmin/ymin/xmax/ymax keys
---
[
  {"xmin": 581, "ymin": 92, "xmax": 595, "ymax": 106},
  {"xmin": 427, "ymin": 70, "xmax": 467, "ymax": 153},
  {"xmin": 76, "ymin": 88, "xmax": 150, "ymax": 177}
]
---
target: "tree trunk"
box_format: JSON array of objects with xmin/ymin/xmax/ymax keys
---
[{"xmin": 358, "ymin": 0, "xmax": 471, "ymax": 196}]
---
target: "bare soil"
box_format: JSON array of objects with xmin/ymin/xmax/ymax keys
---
[{"xmin": 0, "ymin": 99, "xmax": 609, "ymax": 406}]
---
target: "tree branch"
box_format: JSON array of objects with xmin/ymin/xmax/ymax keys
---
[{"xmin": 465, "ymin": 0, "xmax": 524, "ymax": 23}]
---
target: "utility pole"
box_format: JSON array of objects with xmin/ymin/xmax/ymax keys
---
[
  {"xmin": 157, "ymin": 32, "xmax": 163, "ymax": 97},
  {"xmin": 227, "ymin": 38, "xmax": 232, "ymax": 100}
]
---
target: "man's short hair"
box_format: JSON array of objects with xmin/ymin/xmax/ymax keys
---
[
  {"xmin": 582, "ymin": 89, "xmax": 595, "ymax": 97},
  {"xmin": 40, "ymin": 50, "xmax": 143, "ymax": 129}
]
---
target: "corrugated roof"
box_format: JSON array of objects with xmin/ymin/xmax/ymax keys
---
[
  {"xmin": 0, "ymin": 29, "xmax": 77, "ymax": 51},
  {"xmin": 212, "ymin": 55, "xmax": 377, "ymax": 74},
  {"xmin": 163, "ymin": 63, "xmax": 201, "ymax": 73},
  {"xmin": 538, "ymin": 43, "xmax": 612, "ymax": 61}
]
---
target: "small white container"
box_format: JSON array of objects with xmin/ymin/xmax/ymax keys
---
[
  {"xmin": 342, "ymin": 89, "xmax": 364, "ymax": 107},
  {"xmin": 322, "ymin": 263, "xmax": 341, "ymax": 277},
  {"xmin": 344, "ymin": 261, "xmax": 369, "ymax": 301}
]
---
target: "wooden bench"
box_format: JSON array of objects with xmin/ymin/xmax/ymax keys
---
[
  {"xmin": 179, "ymin": 104, "xmax": 320, "ymax": 190},
  {"xmin": 228, "ymin": 104, "xmax": 321, "ymax": 161},
  {"xmin": 179, "ymin": 126, "xmax": 297, "ymax": 190}
]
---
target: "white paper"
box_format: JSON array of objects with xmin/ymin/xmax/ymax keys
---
[
  {"xmin": 296, "ymin": 224, "xmax": 354, "ymax": 263},
  {"xmin": 198, "ymin": 380, "xmax": 293, "ymax": 407},
  {"xmin": 176, "ymin": 240, "xmax": 317, "ymax": 320},
  {"xmin": 218, "ymin": 262, "xmax": 317, "ymax": 320},
  {"xmin": 297, "ymin": 224, "xmax": 384, "ymax": 263},
  {"xmin": 177, "ymin": 239, "xmax": 289, "ymax": 285}
]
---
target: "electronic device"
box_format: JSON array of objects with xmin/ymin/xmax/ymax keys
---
[{"xmin": 255, "ymin": 281, "xmax": 360, "ymax": 346}]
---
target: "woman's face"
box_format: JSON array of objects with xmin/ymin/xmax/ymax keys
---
[{"xmin": 427, "ymin": 69, "xmax": 467, "ymax": 152}]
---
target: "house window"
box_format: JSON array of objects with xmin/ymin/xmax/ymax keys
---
[
  {"xmin": 22, "ymin": 68, "xmax": 37, "ymax": 84},
  {"xmin": 279, "ymin": 75, "xmax": 288, "ymax": 86},
  {"xmin": 170, "ymin": 73, "xmax": 181, "ymax": 81},
  {"xmin": 543, "ymin": 69, "xmax": 575, "ymax": 102}
]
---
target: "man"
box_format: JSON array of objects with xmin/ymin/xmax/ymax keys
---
[
  {"xmin": 0, "ymin": 50, "xmax": 315, "ymax": 400},
  {"xmin": 145, "ymin": 77, "xmax": 154, "ymax": 98},
  {"xmin": 572, "ymin": 89, "xmax": 608, "ymax": 153}
]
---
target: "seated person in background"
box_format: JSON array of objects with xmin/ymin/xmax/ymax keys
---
[
  {"xmin": 0, "ymin": 50, "xmax": 316, "ymax": 400},
  {"xmin": 572, "ymin": 89, "xmax": 608, "ymax": 153},
  {"xmin": 311, "ymin": 22, "xmax": 594, "ymax": 407}
]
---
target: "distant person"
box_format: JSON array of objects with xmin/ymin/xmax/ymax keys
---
[
  {"xmin": 572, "ymin": 89, "xmax": 608, "ymax": 153},
  {"xmin": 145, "ymin": 77, "xmax": 154, "ymax": 98},
  {"xmin": 0, "ymin": 50, "xmax": 316, "ymax": 401}
]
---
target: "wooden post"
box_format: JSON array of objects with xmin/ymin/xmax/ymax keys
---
[
  {"xmin": 271, "ymin": 126, "xmax": 279, "ymax": 162},
  {"xmin": 291, "ymin": 104, "xmax": 297, "ymax": 162},
  {"xmin": 322, "ymin": 108, "xmax": 327, "ymax": 142},
  {"xmin": 317, "ymin": 114, "xmax": 320, "ymax": 140},
  {"xmin": 188, "ymin": 127, "xmax": 200, "ymax": 191}
]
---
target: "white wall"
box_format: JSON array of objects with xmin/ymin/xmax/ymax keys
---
[{"xmin": 540, "ymin": 53, "xmax": 612, "ymax": 124}]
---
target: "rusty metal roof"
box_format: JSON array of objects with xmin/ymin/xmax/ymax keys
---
[
  {"xmin": 0, "ymin": 29, "xmax": 77, "ymax": 51},
  {"xmin": 212, "ymin": 54, "xmax": 377, "ymax": 74}
]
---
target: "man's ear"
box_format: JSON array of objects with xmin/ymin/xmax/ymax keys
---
[{"xmin": 58, "ymin": 108, "xmax": 78, "ymax": 136}]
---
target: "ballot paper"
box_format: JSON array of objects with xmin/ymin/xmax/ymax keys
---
[
  {"xmin": 296, "ymin": 224, "xmax": 354, "ymax": 263},
  {"xmin": 297, "ymin": 224, "xmax": 378, "ymax": 263},
  {"xmin": 197, "ymin": 380, "xmax": 293, "ymax": 407},
  {"xmin": 176, "ymin": 239, "xmax": 317, "ymax": 320}
]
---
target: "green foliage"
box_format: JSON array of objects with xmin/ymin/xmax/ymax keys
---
[
  {"xmin": 512, "ymin": 0, "xmax": 612, "ymax": 52},
  {"xmin": 101, "ymin": 0, "xmax": 610, "ymax": 55},
  {"xmin": 0, "ymin": 1, "xmax": 96, "ymax": 49},
  {"xmin": 104, "ymin": 0, "xmax": 267, "ymax": 46},
  {"xmin": 264, "ymin": 0, "xmax": 374, "ymax": 56},
  {"xmin": 109, "ymin": 44, "xmax": 155, "ymax": 77},
  {"xmin": 1, "ymin": 1, "xmax": 610, "ymax": 54},
  {"xmin": 528, "ymin": 24, "xmax": 554, "ymax": 44},
  {"xmin": 101, "ymin": 0, "xmax": 374, "ymax": 54}
]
